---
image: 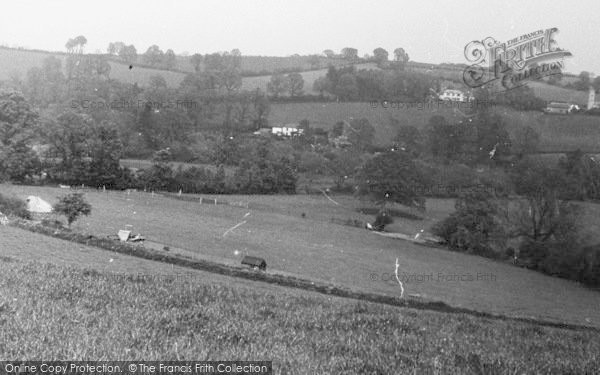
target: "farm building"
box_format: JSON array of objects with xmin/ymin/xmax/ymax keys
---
[
  {"xmin": 241, "ymin": 256, "xmax": 267, "ymax": 271},
  {"xmin": 544, "ymin": 102, "xmax": 579, "ymax": 114},
  {"xmin": 252, "ymin": 128, "xmax": 272, "ymax": 137},
  {"xmin": 439, "ymin": 89, "xmax": 472, "ymax": 102},
  {"xmin": 26, "ymin": 196, "xmax": 53, "ymax": 213},
  {"xmin": 271, "ymin": 124, "xmax": 304, "ymax": 137}
]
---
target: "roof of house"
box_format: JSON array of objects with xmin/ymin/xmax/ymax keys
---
[
  {"xmin": 241, "ymin": 256, "xmax": 267, "ymax": 267},
  {"xmin": 441, "ymin": 89, "xmax": 465, "ymax": 95},
  {"xmin": 547, "ymin": 102, "xmax": 572, "ymax": 109}
]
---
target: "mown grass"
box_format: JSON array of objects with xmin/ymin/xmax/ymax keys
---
[{"xmin": 0, "ymin": 258, "xmax": 598, "ymax": 373}]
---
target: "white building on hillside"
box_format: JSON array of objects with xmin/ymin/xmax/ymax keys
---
[
  {"xmin": 439, "ymin": 89, "xmax": 473, "ymax": 102},
  {"xmin": 271, "ymin": 124, "xmax": 304, "ymax": 137}
]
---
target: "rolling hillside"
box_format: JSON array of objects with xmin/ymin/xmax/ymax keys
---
[
  {"xmin": 2, "ymin": 184, "xmax": 599, "ymax": 329},
  {"xmin": 269, "ymin": 101, "xmax": 600, "ymax": 151},
  {"xmin": 1, "ymin": 46, "xmax": 588, "ymax": 103},
  {"xmin": 2, "ymin": 233, "xmax": 598, "ymax": 371}
]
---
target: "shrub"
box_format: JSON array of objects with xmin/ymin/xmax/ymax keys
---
[
  {"xmin": 53, "ymin": 192, "xmax": 92, "ymax": 227},
  {"xmin": 0, "ymin": 193, "xmax": 31, "ymax": 219},
  {"xmin": 432, "ymin": 189, "xmax": 505, "ymax": 257},
  {"xmin": 580, "ymin": 244, "xmax": 600, "ymax": 287},
  {"xmin": 372, "ymin": 210, "xmax": 393, "ymax": 231}
]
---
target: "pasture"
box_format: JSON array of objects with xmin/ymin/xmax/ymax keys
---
[
  {"xmin": 2, "ymin": 249, "xmax": 599, "ymax": 372},
  {"xmin": 270, "ymin": 101, "xmax": 600, "ymax": 152},
  {"xmin": 0, "ymin": 47, "xmax": 371, "ymax": 91},
  {"xmin": 2, "ymin": 184, "xmax": 600, "ymax": 329}
]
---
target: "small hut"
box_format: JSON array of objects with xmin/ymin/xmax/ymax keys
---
[{"xmin": 241, "ymin": 256, "xmax": 267, "ymax": 271}]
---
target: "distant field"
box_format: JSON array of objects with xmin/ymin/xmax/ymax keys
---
[
  {"xmin": 2, "ymin": 184, "xmax": 600, "ymax": 329},
  {"xmin": 0, "ymin": 47, "xmax": 360, "ymax": 90},
  {"xmin": 527, "ymin": 81, "xmax": 588, "ymax": 106},
  {"xmin": 2, "ymin": 253, "xmax": 598, "ymax": 372},
  {"xmin": 1, "ymin": 46, "xmax": 589, "ymax": 108},
  {"xmin": 269, "ymin": 102, "xmax": 600, "ymax": 151},
  {"xmin": 241, "ymin": 63, "xmax": 378, "ymax": 95}
]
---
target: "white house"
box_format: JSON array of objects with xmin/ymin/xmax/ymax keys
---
[
  {"xmin": 271, "ymin": 124, "xmax": 304, "ymax": 137},
  {"xmin": 544, "ymin": 102, "xmax": 579, "ymax": 114},
  {"xmin": 439, "ymin": 89, "xmax": 472, "ymax": 102}
]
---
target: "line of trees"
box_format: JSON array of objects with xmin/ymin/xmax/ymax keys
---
[{"xmin": 312, "ymin": 65, "xmax": 435, "ymax": 102}]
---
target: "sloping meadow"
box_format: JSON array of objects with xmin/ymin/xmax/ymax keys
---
[{"xmin": 1, "ymin": 257, "xmax": 599, "ymax": 373}]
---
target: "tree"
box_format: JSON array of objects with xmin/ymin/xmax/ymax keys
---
[
  {"xmin": 394, "ymin": 124, "xmax": 423, "ymax": 157},
  {"xmin": 373, "ymin": 47, "xmax": 389, "ymax": 65},
  {"xmin": 53, "ymin": 192, "xmax": 92, "ymax": 227},
  {"xmin": 331, "ymin": 121, "xmax": 344, "ymax": 138},
  {"xmin": 346, "ymin": 118, "xmax": 375, "ymax": 151},
  {"xmin": 432, "ymin": 189, "xmax": 506, "ymax": 257},
  {"xmin": 341, "ymin": 47, "xmax": 358, "ymax": 60},
  {"xmin": 66, "ymin": 36, "xmax": 87, "ymax": 54},
  {"xmin": 335, "ymin": 73, "xmax": 358, "ymax": 101},
  {"xmin": 119, "ymin": 45, "xmax": 137, "ymax": 63},
  {"xmin": 470, "ymin": 110, "xmax": 511, "ymax": 165},
  {"xmin": 73, "ymin": 36, "xmax": 87, "ymax": 53},
  {"xmin": 163, "ymin": 49, "xmax": 177, "ymax": 69},
  {"xmin": 426, "ymin": 115, "xmax": 462, "ymax": 162},
  {"xmin": 45, "ymin": 111, "xmax": 92, "ymax": 183},
  {"xmin": 308, "ymin": 55, "xmax": 320, "ymax": 69},
  {"xmin": 252, "ymin": 89, "xmax": 270, "ymax": 129},
  {"xmin": 511, "ymin": 126, "xmax": 540, "ymax": 159},
  {"xmin": 574, "ymin": 71, "xmax": 591, "ymax": 91},
  {"xmin": 143, "ymin": 45, "xmax": 164, "ymax": 66},
  {"xmin": 357, "ymin": 150, "xmax": 427, "ymax": 210},
  {"xmin": 393, "ymin": 48, "xmax": 409, "ymax": 70},
  {"xmin": 323, "ymin": 49, "xmax": 335, "ymax": 58},
  {"xmin": 0, "ymin": 90, "xmax": 39, "ymax": 147},
  {"xmin": 0, "ymin": 140, "xmax": 40, "ymax": 183},
  {"xmin": 393, "ymin": 48, "xmax": 409, "ymax": 63},
  {"xmin": 89, "ymin": 125, "xmax": 123, "ymax": 187},
  {"xmin": 107, "ymin": 41, "xmax": 126, "ymax": 55},
  {"xmin": 191, "ymin": 53, "xmax": 203, "ymax": 73},
  {"xmin": 267, "ymin": 72, "xmax": 288, "ymax": 98},
  {"xmin": 509, "ymin": 158, "xmax": 581, "ymax": 243},
  {"xmin": 327, "ymin": 149, "xmax": 362, "ymax": 189},
  {"xmin": 558, "ymin": 150, "xmax": 600, "ymax": 200},
  {"xmin": 287, "ymin": 72, "xmax": 304, "ymax": 97},
  {"xmin": 313, "ymin": 76, "xmax": 332, "ymax": 98},
  {"xmin": 65, "ymin": 38, "xmax": 76, "ymax": 54}
]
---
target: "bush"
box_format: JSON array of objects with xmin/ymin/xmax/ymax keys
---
[
  {"xmin": 518, "ymin": 240, "xmax": 600, "ymax": 287},
  {"xmin": 372, "ymin": 210, "xmax": 393, "ymax": 231},
  {"xmin": 53, "ymin": 193, "xmax": 92, "ymax": 227},
  {"xmin": 0, "ymin": 193, "xmax": 31, "ymax": 219},
  {"xmin": 432, "ymin": 189, "xmax": 505, "ymax": 257},
  {"xmin": 580, "ymin": 244, "xmax": 600, "ymax": 287}
]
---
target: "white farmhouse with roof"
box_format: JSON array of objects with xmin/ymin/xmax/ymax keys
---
[
  {"xmin": 439, "ymin": 89, "xmax": 472, "ymax": 102},
  {"xmin": 271, "ymin": 124, "xmax": 304, "ymax": 137}
]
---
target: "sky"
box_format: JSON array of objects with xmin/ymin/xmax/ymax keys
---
[{"xmin": 1, "ymin": 0, "xmax": 599, "ymax": 74}]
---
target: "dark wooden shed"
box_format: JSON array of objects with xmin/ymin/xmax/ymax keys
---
[{"xmin": 241, "ymin": 256, "xmax": 267, "ymax": 271}]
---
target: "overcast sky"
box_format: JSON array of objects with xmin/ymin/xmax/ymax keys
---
[{"xmin": 1, "ymin": 0, "xmax": 598, "ymax": 74}]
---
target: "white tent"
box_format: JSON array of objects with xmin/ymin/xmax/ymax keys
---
[
  {"xmin": 26, "ymin": 196, "xmax": 53, "ymax": 213},
  {"xmin": 0, "ymin": 211, "xmax": 8, "ymax": 225}
]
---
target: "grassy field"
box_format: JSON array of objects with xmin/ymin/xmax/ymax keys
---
[
  {"xmin": 528, "ymin": 80, "xmax": 589, "ymax": 106},
  {"xmin": 2, "ymin": 244, "xmax": 599, "ymax": 372},
  {"xmin": 2, "ymin": 184, "xmax": 600, "ymax": 330},
  {"xmin": 0, "ymin": 47, "xmax": 368, "ymax": 91},
  {"xmin": 269, "ymin": 101, "xmax": 600, "ymax": 151},
  {"xmin": 241, "ymin": 63, "xmax": 379, "ymax": 95}
]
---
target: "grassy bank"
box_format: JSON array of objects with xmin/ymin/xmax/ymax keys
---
[{"xmin": 1, "ymin": 257, "xmax": 599, "ymax": 373}]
